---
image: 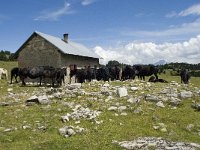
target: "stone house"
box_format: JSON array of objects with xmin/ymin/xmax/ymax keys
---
[{"xmin": 16, "ymin": 31, "xmax": 100, "ymax": 69}]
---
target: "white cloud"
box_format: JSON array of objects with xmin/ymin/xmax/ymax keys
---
[
  {"xmin": 179, "ymin": 3, "xmax": 200, "ymax": 16},
  {"xmin": 94, "ymin": 35, "xmax": 200, "ymax": 65},
  {"xmin": 165, "ymin": 11, "xmax": 177, "ymax": 18},
  {"xmin": 122, "ymin": 18, "xmax": 200, "ymax": 41},
  {"xmin": 34, "ymin": 2, "xmax": 74, "ymax": 21},
  {"xmin": 81, "ymin": 0, "xmax": 96, "ymax": 6}
]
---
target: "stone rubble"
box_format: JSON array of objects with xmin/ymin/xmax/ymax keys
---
[
  {"xmin": 1, "ymin": 78, "xmax": 200, "ymax": 143},
  {"xmin": 59, "ymin": 126, "xmax": 85, "ymax": 138},
  {"xmin": 117, "ymin": 87, "xmax": 128, "ymax": 97},
  {"xmin": 26, "ymin": 95, "xmax": 50, "ymax": 105},
  {"xmin": 113, "ymin": 137, "xmax": 200, "ymax": 150},
  {"xmin": 61, "ymin": 105, "xmax": 101, "ymax": 122}
]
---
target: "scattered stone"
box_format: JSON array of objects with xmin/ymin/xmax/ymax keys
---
[
  {"xmin": 0, "ymin": 102, "xmax": 11, "ymax": 106},
  {"xmin": 117, "ymin": 87, "xmax": 128, "ymax": 97},
  {"xmin": 180, "ymin": 91, "xmax": 193, "ymax": 98},
  {"xmin": 133, "ymin": 107, "xmax": 143, "ymax": 114},
  {"xmin": 26, "ymin": 95, "xmax": 50, "ymax": 105},
  {"xmin": 186, "ymin": 124, "xmax": 194, "ymax": 131},
  {"xmin": 118, "ymin": 106, "xmax": 127, "ymax": 112},
  {"xmin": 38, "ymin": 95, "xmax": 50, "ymax": 105},
  {"xmin": 103, "ymin": 83, "xmax": 110, "ymax": 87},
  {"xmin": 113, "ymin": 137, "xmax": 200, "ymax": 150},
  {"xmin": 170, "ymin": 81, "xmax": 179, "ymax": 85},
  {"xmin": 169, "ymin": 97, "xmax": 181, "ymax": 106},
  {"xmin": 127, "ymin": 97, "xmax": 140, "ymax": 104},
  {"xmin": 26, "ymin": 95, "xmax": 39, "ymax": 104},
  {"xmin": 67, "ymin": 83, "xmax": 81, "ymax": 90},
  {"xmin": 108, "ymin": 106, "xmax": 118, "ymax": 111},
  {"xmin": 22, "ymin": 125, "xmax": 31, "ymax": 129},
  {"xmin": 191, "ymin": 103, "xmax": 200, "ymax": 111},
  {"xmin": 120, "ymin": 112, "xmax": 127, "ymax": 116},
  {"xmin": 101, "ymin": 87, "xmax": 112, "ymax": 96},
  {"xmin": 130, "ymin": 87, "xmax": 139, "ymax": 91},
  {"xmin": 156, "ymin": 101, "xmax": 165, "ymax": 108},
  {"xmin": 166, "ymin": 93, "xmax": 178, "ymax": 98},
  {"xmin": 59, "ymin": 126, "xmax": 84, "ymax": 138},
  {"xmin": 61, "ymin": 106, "xmax": 101, "ymax": 122},
  {"xmin": 7, "ymin": 88, "xmax": 13, "ymax": 92},
  {"xmin": 145, "ymin": 94, "xmax": 159, "ymax": 102}
]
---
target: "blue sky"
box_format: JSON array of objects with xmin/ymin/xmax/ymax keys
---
[{"xmin": 1, "ymin": 0, "xmax": 200, "ymax": 64}]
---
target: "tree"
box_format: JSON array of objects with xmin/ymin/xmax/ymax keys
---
[{"xmin": 106, "ymin": 60, "xmax": 120, "ymax": 68}]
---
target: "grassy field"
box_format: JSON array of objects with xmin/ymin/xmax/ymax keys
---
[{"xmin": 0, "ymin": 61, "xmax": 200, "ymax": 150}]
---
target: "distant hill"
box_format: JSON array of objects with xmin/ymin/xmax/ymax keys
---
[{"xmin": 154, "ymin": 60, "xmax": 167, "ymax": 65}]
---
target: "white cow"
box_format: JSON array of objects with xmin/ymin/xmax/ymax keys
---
[{"xmin": 0, "ymin": 68, "xmax": 8, "ymax": 80}]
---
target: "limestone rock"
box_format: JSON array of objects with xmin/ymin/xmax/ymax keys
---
[
  {"xmin": 117, "ymin": 87, "xmax": 128, "ymax": 97},
  {"xmin": 180, "ymin": 91, "xmax": 193, "ymax": 98}
]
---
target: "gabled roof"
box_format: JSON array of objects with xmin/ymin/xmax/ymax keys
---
[{"xmin": 17, "ymin": 31, "xmax": 101, "ymax": 59}]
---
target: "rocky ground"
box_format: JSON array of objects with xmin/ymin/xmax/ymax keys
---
[{"xmin": 1, "ymin": 79, "xmax": 200, "ymax": 149}]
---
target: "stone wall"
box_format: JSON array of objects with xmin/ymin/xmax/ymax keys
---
[
  {"xmin": 18, "ymin": 34, "xmax": 61, "ymax": 68},
  {"xmin": 18, "ymin": 34, "xmax": 99, "ymax": 69},
  {"xmin": 60, "ymin": 54, "xmax": 99, "ymax": 68}
]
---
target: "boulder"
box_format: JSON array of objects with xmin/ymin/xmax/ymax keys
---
[
  {"xmin": 38, "ymin": 95, "xmax": 50, "ymax": 105},
  {"xmin": 180, "ymin": 91, "xmax": 193, "ymax": 98},
  {"xmin": 156, "ymin": 101, "xmax": 165, "ymax": 108},
  {"xmin": 117, "ymin": 87, "xmax": 128, "ymax": 97}
]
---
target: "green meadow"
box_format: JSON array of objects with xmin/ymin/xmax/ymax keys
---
[{"xmin": 0, "ymin": 61, "xmax": 199, "ymax": 150}]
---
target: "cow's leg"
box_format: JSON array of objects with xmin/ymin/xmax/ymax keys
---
[
  {"xmin": 10, "ymin": 75, "xmax": 13, "ymax": 84},
  {"xmin": 39, "ymin": 77, "xmax": 42, "ymax": 86},
  {"xmin": 22, "ymin": 78, "xmax": 26, "ymax": 86},
  {"xmin": 52, "ymin": 78, "xmax": 55, "ymax": 87},
  {"xmin": 143, "ymin": 76, "xmax": 145, "ymax": 81},
  {"xmin": 154, "ymin": 73, "xmax": 158, "ymax": 79}
]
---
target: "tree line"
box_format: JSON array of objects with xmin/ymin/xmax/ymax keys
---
[
  {"xmin": 104, "ymin": 60, "xmax": 200, "ymax": 77},
  {"xmin": 0, "ymin": 50, "xmax": 17, "ymax": 61}
]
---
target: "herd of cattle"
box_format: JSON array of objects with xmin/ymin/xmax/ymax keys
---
[{"xmin": 0, "ymin": 64, "xmax": 190, "ymax": 87}]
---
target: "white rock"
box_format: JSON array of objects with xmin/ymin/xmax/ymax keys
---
[
  {"xmin": 108, "ymin": 106, "xmax": 118, "ymax": 111},
  {"xmin": 38, "ymin": 95, "xmax": 50, "ymax": 105},
  {"xmin": 69, "ymin": 83, "xmax": 82, "ymax": 89},
  {"xmin": 103, "ymin": 83, "xmax": 110, "ymax": 87},
  {"xmin": 127, "ymin": 97, "xmax": 140, "ymax": 104},
  {"xmin": 67, "ymin": 128, "xmax": 75, "ymax": 136},
  {"xmin": 27, "ymin": 95, "xmax": 38, "ymax": 101},
  {"xmin": 156, "ymin": 101, "xmax": 165, "ymax": 108},
  {"xmin": 7, "ymin": 88, "xmax": 13, "ymax": 92},
  {"xmin": 118, "ymin": 106, "xmax": 127, "ymax": 112},
  {"xmin": 145, "ymin": 94, "xmax": 159, "ymax": 102},
  {"xmin": 160, "ymin": 127, "xmax": 167, "ymax": 132},
  {"xmin": 59, "ymin": 127, "xmax": 67, "ymax": 135},
  {"xmin": 120, "ymin": 112, "xmax": 127, "ymax": 116},
  {"xmin": 180, "ymin": 91, "xmax": 193, "ymax": 98},
  {"xmin": 117, "ymin": 87, "xmax": 128, "ymax": 97},
  {"xmin": 61, "ymin": 115, "xmax": 70, "ymax": 122},
  {"xmin": 130, "ymin": 87, "xmax": 139, "ymax": 91}
]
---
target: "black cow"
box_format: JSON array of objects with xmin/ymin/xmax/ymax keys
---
[
  {"xmin": 109, "ymin": 65, "xmax": 121, "ymax": 81},
  {"xmin": 180, "ymin": 69, "xmax": 190, "ymax": 84},
  {"xmin": 148, "ymin": 76, "xmax": 168, "ymax": 83},
  {"xmin": 121, "ymin": 65, "xmax": 136, "ymax": 81},
  {"xmin": 19, "ymin": 66, "xmax": 59, "ymax": 87},
  {"xmin": 56, "ymin": 67, "xmax": 67, "ymax": 85},
  {"xmin": 10, "ymin": 67, "xmax": 19, "ymax": 84},
  {"xmin": 96, "ymin": 67, "xmax": 110, "ymax": 82},
  {"xmin": 135, "ymin": 65, "xmax": 159, "ymax": 81},
  {"xmin": 69, "ymin": 65, "xmax": 96, "ymax": 83}
]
